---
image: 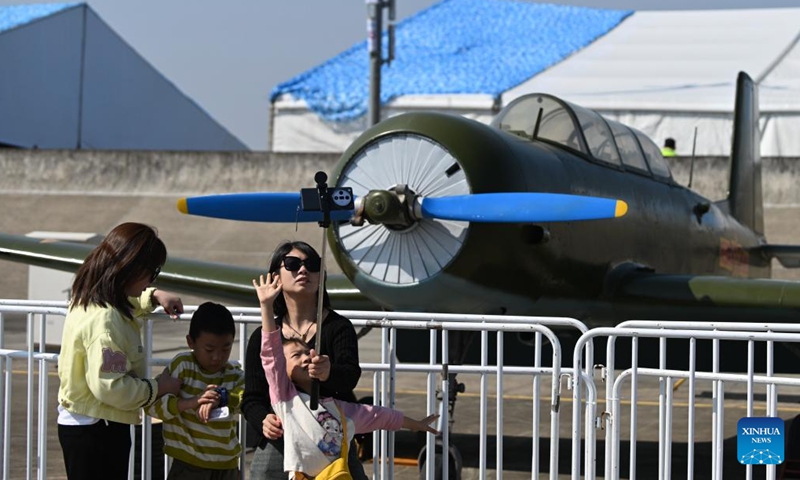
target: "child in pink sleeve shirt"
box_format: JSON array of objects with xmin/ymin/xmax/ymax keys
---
[{"xmin": 254, "ymin": 272, "xmax": 438, "ymax": 479}]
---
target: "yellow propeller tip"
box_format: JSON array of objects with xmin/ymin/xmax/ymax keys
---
[
  {"xmin": 177, "ymin": 198, "xmax": 188, "ymax": 214},
  {"xmin": 615, "ymin": 200, "xmax": 628, "ymax": 218}
]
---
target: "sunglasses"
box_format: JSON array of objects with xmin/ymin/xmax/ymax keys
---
[
  {"xmin": 150, "ymin": 266, "xmax": 161, "ymax": 283},
  {"xmin": 282, "ymin": 256, "xmax": 321, "ymax": 273}
]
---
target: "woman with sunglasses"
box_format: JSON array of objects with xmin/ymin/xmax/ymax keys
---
[
  {"xmin": 242, "ymin": 240, "xmax": 366, "ymax": 480},
  {"xmin": 57, "ymin": 222, "xmax": 184, "ymax": 480}
]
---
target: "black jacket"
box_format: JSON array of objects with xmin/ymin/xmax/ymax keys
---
[{"xmin": 240, "ymin": 310, "xmax": 362, "ymax": 450}]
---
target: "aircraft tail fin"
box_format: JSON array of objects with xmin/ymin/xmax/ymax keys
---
[{"xmin": 728, "ymin": 71, "xmax": 764, "ymax": 235}]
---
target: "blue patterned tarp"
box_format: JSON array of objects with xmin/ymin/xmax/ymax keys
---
[
  {"xmin": 271, "ymin": 0, "xmax": 632, "ymax": 122},
  {"xmin": 0, "ymin": 3, "xmax": 80, "ymax": 33}
]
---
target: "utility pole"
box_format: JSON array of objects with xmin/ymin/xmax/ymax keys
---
[{"xmin": 366, "ymin": 0, "xmax": 395, "ymax": 126}]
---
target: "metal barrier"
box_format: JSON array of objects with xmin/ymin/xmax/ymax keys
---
[
  {"xmin": 8, "ymin": 301, "xmax": 799, "ymax": 480},
  {"xmin": 0, "ymin": 302, "xmax": 584, "ymax": 480},
  {"xmin": 571, "ymin": 324, "xmax": 800, "ymax": 480}
]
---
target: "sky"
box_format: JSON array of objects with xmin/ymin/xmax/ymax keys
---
[{"xmin": 2, "ymin": 0, "xmax": 798, "ymax": 150}]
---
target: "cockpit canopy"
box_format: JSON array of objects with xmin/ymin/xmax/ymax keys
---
[{"xmin": 492, "ymin": 94, "xmax": 672, "ymax": 180}]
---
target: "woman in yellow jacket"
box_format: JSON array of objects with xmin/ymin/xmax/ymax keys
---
[{"xmin": 57, "ymin": 222, "xmax": 184, "ymax": 480}]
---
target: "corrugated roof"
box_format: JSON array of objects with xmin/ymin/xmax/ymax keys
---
[
  {"xmin": 271, "ymin": 0, "xmax": 631, "ymax": 122},
  {"xmin": 0, "ymin": 3, "xmax": 80, "ymax": 33}
]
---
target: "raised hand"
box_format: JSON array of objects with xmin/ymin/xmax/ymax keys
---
[
  {"xmin": 254, "ymin": 273, "xmax": 282, "ymax": 332},
  {"xmin": 252, "ymin": 273, "xmax": 282, "ymax": 306}
]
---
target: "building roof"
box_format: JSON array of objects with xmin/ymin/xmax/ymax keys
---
[
  {"xmin": 271, "ymin": 0, "xmax": 631, "ymax": 122},
  {"xmin": 0, "ymin": 2, "xmax": 247, "ymax": 151}
]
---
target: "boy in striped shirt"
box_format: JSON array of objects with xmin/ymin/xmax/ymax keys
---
[{"xmin": 147, "ymin": 302, "xmax": 245, "ymax": 479}]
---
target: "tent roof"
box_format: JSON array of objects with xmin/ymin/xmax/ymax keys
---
[
  {"xmin": 274, "ymin": 1, "xmax": 800, "ymax": 120},
  {"xmin": 271, "ymin": 0, "xmax": 631, "ymax": 122},
  {"xmin": 503, "ymin": 8, "xmax": 800, "ymax": 113},
  {"xmin": 0, "ymin": 3, "xmax": 79, "ymax": 33}
]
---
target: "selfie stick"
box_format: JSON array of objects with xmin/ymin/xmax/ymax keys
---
[{"xmin": 310, "ymin": 171, "xmax": 330, "ymax": 410}]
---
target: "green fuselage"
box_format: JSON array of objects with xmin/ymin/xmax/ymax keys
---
[{"xmin": 329, "ymin": 112, "xmax": 767, "ymax": 318}]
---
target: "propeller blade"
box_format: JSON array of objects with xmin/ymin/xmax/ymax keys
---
[
  {"xmin": 419, "ymin": 193, "xmax": 628, "ymax": 223},
  {"xmin": 177, "ymin": 193, "xmax": 353, "ymax": 223}
]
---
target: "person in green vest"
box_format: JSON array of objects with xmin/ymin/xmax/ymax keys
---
[{"xmin": 661, "ymin": 137, "xmax": 677, "ymax": 157}]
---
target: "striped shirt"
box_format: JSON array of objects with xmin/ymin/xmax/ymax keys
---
[{"xmin": 146, "ymin": 351, "xmax": 244, "ymax": 470}]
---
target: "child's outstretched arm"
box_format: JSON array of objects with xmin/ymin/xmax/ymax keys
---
[
  {"xmin": 252, "ymin": 273, "xmax": 282, "ymax": 332},
  {"xmin": 402, "ymin": 414, "xmax": 440, "ymax": 435}
]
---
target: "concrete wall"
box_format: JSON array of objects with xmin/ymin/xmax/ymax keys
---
[
  {"xmin": 0, "ymin": 150, "xmax": 798, "ymax": 204},
  {"xmin": 0, "ymin": 149, "xmax": 341, "ymax": 195},
  {"xmin": 667, "ymin": 156, "xmax": 800, "ymax": 205}
]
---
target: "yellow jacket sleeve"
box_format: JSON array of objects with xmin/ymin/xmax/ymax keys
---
[
  {"xmin": 131, "ymin": 287, "xmax": 157, "ymax": 317},
  {"xmin": 84, "ymin": 331, "xmax": 155, "ymax": 410}
]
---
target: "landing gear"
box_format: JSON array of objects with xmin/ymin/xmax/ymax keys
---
[
  {"xmin": 417, "ymin": 439, "xmax": 463, "ymax": 480},
  {"xmin": 416, "ymin": 331, "xmax": 472, "ymax": 480}
]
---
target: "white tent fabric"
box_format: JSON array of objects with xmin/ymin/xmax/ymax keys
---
[
  {"xmin": 503, "ymin": 9, "xmax": 800, "ymax": 157},
  {"xmin": 271, "ymin": 7, "xmax": 800, "ymax": 156}
]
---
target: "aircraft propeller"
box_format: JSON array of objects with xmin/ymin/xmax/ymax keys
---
[{"xmin": 177, "ymin": 187, "xmax": 628, "ymax": 226}]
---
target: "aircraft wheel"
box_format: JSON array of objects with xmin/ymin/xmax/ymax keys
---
[{"xmin": 417, "ymin": 441, "xmax": 462, "ymax": 480}]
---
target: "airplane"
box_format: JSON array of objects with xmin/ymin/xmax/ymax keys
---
[
  {"xmin": 1, "ymin": 71, "xmax": 798, "ymax": 361},
  {"xmin": 171, "ymin": 71, "xmax": 800, "ymax": 364},
  {"xmin": 1, "ymin": 71, "xmax": 799, "ymax": 475}
]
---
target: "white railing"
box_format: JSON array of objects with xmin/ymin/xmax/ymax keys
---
[
  {"xmin": 571, "ymin": 324, "xmax": 800, "ymax": 480},
  {"xmin": 5, "ymin": 301, "xmax": 800, "ymax": 480},
  {"xmin": 0, "ymin": 302, "xmax": 584, "ymax": 480}
]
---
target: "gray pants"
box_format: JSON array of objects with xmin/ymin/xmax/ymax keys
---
[{"xmin": 249, "ymin": 441, "xmax": 368, "ymax": 480}]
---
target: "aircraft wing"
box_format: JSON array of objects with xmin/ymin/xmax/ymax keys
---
[
  {"xmin": 3, "ymin": 231, "xmax": 798, "ymax": 314},
  {"xmin": 0, "ymin": 233, "xmax": 377, "ymax": 309},
  {"xmin": 612, "ymin": 271, "xmax": 800, "ymax": 310}
]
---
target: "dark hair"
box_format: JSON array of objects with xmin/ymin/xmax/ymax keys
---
[
  {"xmin": 267, "ymin": 240, "xmax": 331, "ymax": 318},
  {"xmin": 189, "ymin": 302, "xmax": 235, "ymax": 340},
  {"xmin": 664, "ymin": 137, "xmax": 676, "ymax": 149},
  {"xmin": 281, "ymin": 336, "xmax": 310, "ymax": 349},
  {"xmin": 71, "ymin": 223, "xmax": 166, "ymax": 320}
]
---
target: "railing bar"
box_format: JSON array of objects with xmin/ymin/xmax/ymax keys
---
[
  {"xmin": 630, "ymin": 336, "xmax": 638, "ymax": 480},
  {"xmin": 746, "ymin": 340, "xmax": 754, "ymax": 480},
  {"xmin": 687, "ymin": 338, "xmax": 696, "ymax": 480},
  {"xmin": 37, "ymin": 313, "xmax": 48, "ymax": 480},
  {"xmin": 531, "ymin": 331, "xmax": 540, "ymax": 479},
  {"xmin": 442, "ymin": 330, "xmax": 449, "ymax": 480},
  {"xmin": 480, "ymin": 329, "xmax": 488, "ymax": 478},
  {"xmin": 496, "ymin": 332, "xmax": 503, "ymax": 480},
  {"xmin": 26, "ymin": 313, "xmax": 33, "ymax": 480}
]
